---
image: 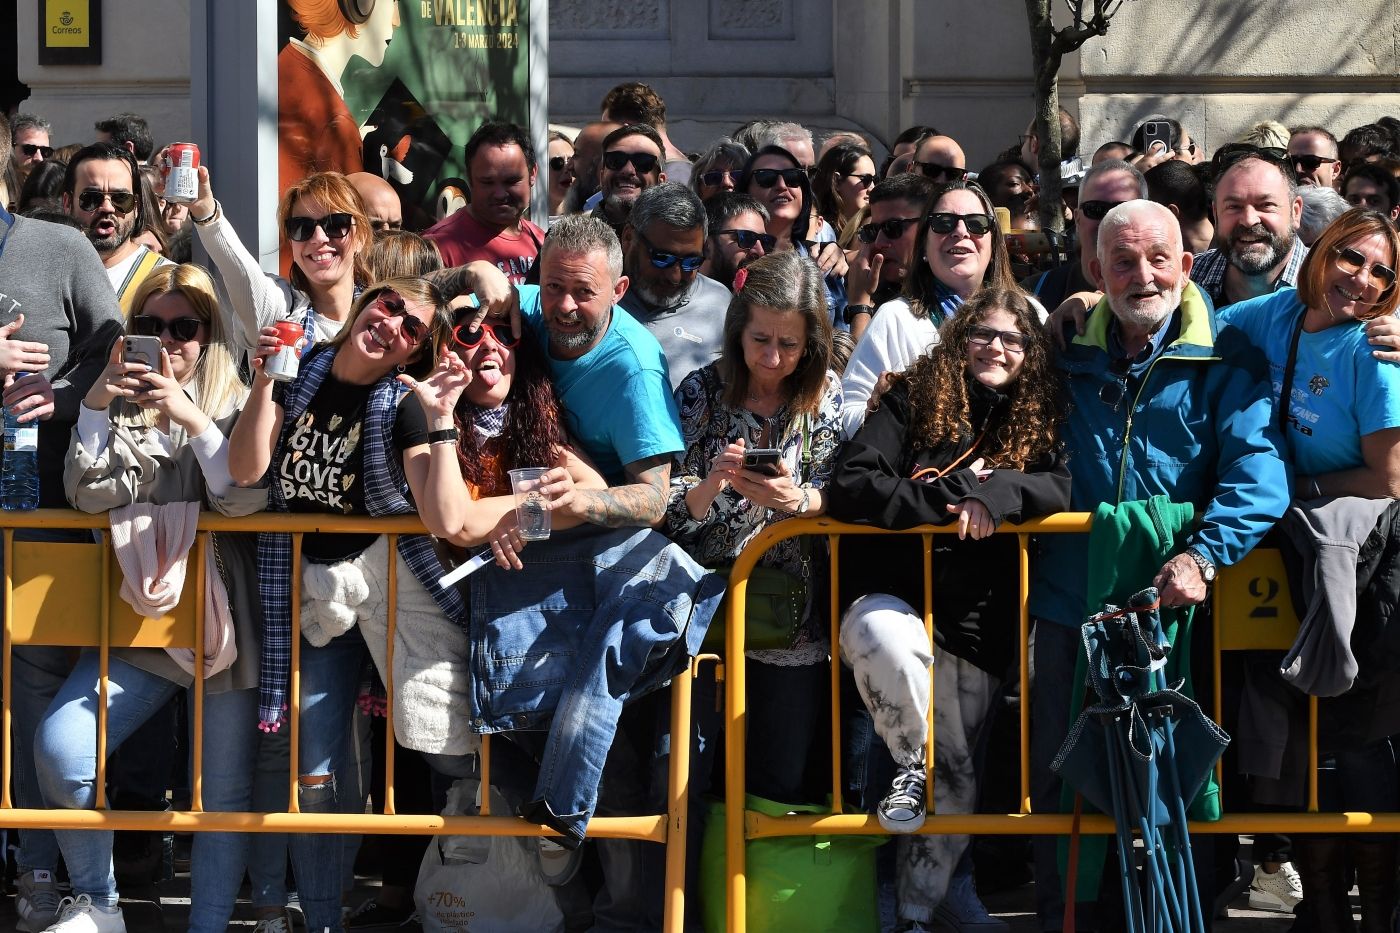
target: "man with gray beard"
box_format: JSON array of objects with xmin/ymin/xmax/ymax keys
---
[
  {"xmin": 1192, "ymin": 151, "xmax": 1306, "ymax": 310},
  {"xmin": 1028, "ymin": 199, "xmax": 1288, "ymax": 931}
]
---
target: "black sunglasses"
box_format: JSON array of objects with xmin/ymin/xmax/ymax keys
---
[
  {"xmin": 837, "ymin": 172, "xmax": 877, "ymax": 189},
  {"xmin": 968, "ymin": 324, "xmax": 1029, "ymax": 353},
  {"xmin": 1292, "ymin": 154, "xmax": 1340, "ymax": 174},
  {"xmin": 636, "ymin": 228, "xmax": 704, "ymax": 272},
  {"xmin": 451, "ymin": 319, "xmax": 519, "ymax": 350},
  {"xmin": 915, "ymin": 161, "xmax": 968, "ymax": 182},
  {"xmin": 857, "ymin": 216, "xmax": 920, "ymax": 244},
  {"xmin": 131, "ymin": 315, "xmax": 203, "ymax": 342},
  {"xmin": 927, "ymin": 212, "xmax": 993, "ymax": 236},
  {"xmin": 285, "ymin": 212, "xmax": 354, "ymax": 242},
  {"xmin": 699, "ymin": 170, "xmax": 738, "ymax": 188},
  {"xmin": 715, "ymin": 228, "xmax": 776, "ymax": 251},
  {"xmin": 1078, "ymin": 199, "xmax": 1129, "ymax": 221},
  {"xmin": 602, "ymin": 150, "xmax": 660, "ymax": 174},
  {"xmin": 548, "ymin": 155, "xmax": 571, "ymax": 172},
  {"xmin": 750, "ymin": 168, "xmax": 807, "ymax": 189},
  {"xmin": 18, "ymin": 143, "xmax": 54, "ymax": 159},
  {"xmin": 1212, "ymin": 143, "xmax": 1295, "ymax": 179},
  {"xmin": 1335, "ymin": 246, "xmax": 1398, "ymax": 291},
  {"xmin": 77, "ymin": 188, "xmax": 136, "ymax": 213},
  {"xmin": 374, "ymin": 290, "xmax": 428, "ymax": 345}
]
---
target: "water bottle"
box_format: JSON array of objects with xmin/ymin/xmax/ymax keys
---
[{"xmin": 2, "ymin": 378, "xmax": 39, "ymax": 511}]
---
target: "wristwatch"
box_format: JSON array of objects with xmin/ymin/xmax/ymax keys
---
[
  {"xmin": 794, "ymin": 485, "xmax": 812, "ymax": 514},
  {"xmin": 1183, "ymin": 546, "xmax": 1216, "ymax": 583},
  {"xmin": 843, "ymin": 303, "xmax": 875, "ymax": 325}
]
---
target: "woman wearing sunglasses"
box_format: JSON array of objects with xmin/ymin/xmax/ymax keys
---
[
  {"xmin": 187, "ymin": 162, "xmax": 373, "ymax": 355},
  {"xmin": 840, "ymin": 180, "xmax": 1032, "ymax": 438},
  {"xmin": 546, "ymin": 130, "xmax": 577, "ymax": 223},
  {"xmin": 38, "ymin": 264, "xmax": 265, "ymax": 932},
  {"xmin": 228, "ymin": 278, "xmax": 457, "ymax": 933},
  {"xmin": 691, "ymin": 138, "xmax": 749, "ymax": 202},
  {"xmin": 829, "ymin": 287, "xmax": 1068, "ymax": 933},
  {"xmin": 812, "ymin": 142, "xmax": 876, "ymax": 245},
  {"xmin": 1217, "ymin": 209, "xmax": 1400, "ymax": 933}
]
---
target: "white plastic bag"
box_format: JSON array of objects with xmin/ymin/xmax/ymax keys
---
[{"xmin": 414, "ymin": 782, "xmax": 565, "ymax": 933}]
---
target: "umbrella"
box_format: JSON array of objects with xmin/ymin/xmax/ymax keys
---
[{"xmin": 1052, "ymin": 587, "xmax": 1230, "ymax": 933}]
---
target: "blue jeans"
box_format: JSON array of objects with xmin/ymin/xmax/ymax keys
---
[{"xmin": 33, "ymin": 652, "xmax": 259, "ymax": 930}]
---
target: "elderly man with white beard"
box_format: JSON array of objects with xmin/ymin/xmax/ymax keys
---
[{"xmin": 1025, "ymin": 199, "xmax": 1289, "ymax": 931}]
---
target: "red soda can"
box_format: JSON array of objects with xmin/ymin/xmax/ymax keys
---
[
  {"xmin": 265, "ymin": 320, "xmax": 306, "ymax": 382},
  {"xmin": 161, "ymin": 143, "xmax": 201, "ymax": 204}
]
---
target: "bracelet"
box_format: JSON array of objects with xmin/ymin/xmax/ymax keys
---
[
  {"xmin": 192, "ymin": 201, "xmax": 220, "ymax": 227},
  {"xmin": 427, "ymin": 427, "xmax": 459, "ymax": 445}
]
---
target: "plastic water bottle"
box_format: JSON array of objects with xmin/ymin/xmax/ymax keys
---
[{"xmin": 2, "ymin": 379, "xmax": 39, "ymax": 511}]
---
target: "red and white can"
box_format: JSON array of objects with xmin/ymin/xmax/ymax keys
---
[
  {"xmin": 265, "ymin": 320, "xmax": 306, "ymax": 382},
  {"xmin": 161, "ymin": 143, "xmax": 201, "ymax": 204}
]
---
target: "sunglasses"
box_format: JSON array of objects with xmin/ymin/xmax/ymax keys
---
[
  {"xmin": 927, "ymin": 212, "xmax": 993, "ymax": 236},
  {"xmin": 636, "ymin": 228, "xmax": 704, "ymax": 272},
  {"xmin": 1078, "ymin": 199, "xmax": 1129, "ymax": 221},
  {"xmin": 750, "ymin": 168, "xmax": 807, "ymax": 189},
  {"xmin": 837, "ymin": 172, "xmax": 877, "ymax": 189},
  {"xmin": 1212, "ymin": 143, "xmax": 1295, "ymax": 179},
  {"xmin": 18, "ymin": 143, "xmax": 54, "ymax": 159},
  {"xmin": 451, "ymin": 319, "xmax": 519, "ymax": 350},
  {"xmin": 715, "ymin": 228, "xmax": 776, "ymax": 251},
  {"xmin": 285, "ymin": 212, "xmax": 354, "ymax": 242},
  {"xmin": 548, "ymin": 155, "xmax": 571, "ymax": 172},
  {"xmin": 857, "ymin": 216, "xmax": 920, "ymax": 244},
  {"xmin": 131, "ymin": 315, "xmax": 203, "ymax": 342},
  {"xmin": 602, "ymin": 150, "xmax": 660, "ymax": 174},
  {"xmin": 914, "ymin": 161, "xmax": 968, "ymax": 182},
  {"xmin": 1292, "ymin": 154, "xmax": 1340, "ymax": 174},
  {"xmin": 699, "ymin": 170, "xmax": 738, "ymax": 188},
  {"xmin": 968, "ymin": 324, "xmax": 1029, "ymax": 353},
  {"xmin": 1335, "ymin": 246, "xmax": 1398, "ymax": 291},
  {"xmin": 77, "ymin": 188, "xmax": 136, "ymax": 213},
  {"xmin": 373, "ymin": 290, "xmax": 429, "ymax": 345}
]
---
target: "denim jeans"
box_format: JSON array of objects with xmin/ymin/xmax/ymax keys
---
[
  {"xmin": 1030, "ymin": 619, "xmax": 1081, "ymax": 931},
  {"xmin": 250, "ymin": 725, "xmax": 291, "ymax": 911},
  {"xmin": 33, "ymin": 652, "xmax": 259, "ymax": 929}
]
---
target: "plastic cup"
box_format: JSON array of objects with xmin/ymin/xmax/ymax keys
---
[{"xmin": 509, "ymin": 467, "xmax": 552, "ymax": 541}]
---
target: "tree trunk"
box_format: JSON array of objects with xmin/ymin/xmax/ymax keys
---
[{"xmin": 1024, "ymin": 0, "xmax": 1065, "ymax": 235}]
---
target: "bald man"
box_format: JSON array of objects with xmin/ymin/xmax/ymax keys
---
[
  {"xmin": 347, "ymin": 172, "xmax": 403, "ymax": 233},
  {"xmin": 910, "ymin": 135, "xmax": 967, "ymax": 186},
  {"xmin": 566, "ymin": 120, "xmax": 622, "ymax": 213}
]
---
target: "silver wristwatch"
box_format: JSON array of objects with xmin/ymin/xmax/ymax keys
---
[{"xmin": 1184, "ymin": 546, "xmax": 1216, "ymax": 583}]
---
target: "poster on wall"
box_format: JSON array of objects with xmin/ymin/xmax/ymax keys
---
[{"xmin": 277, "ymin": 0, "xmax": 531, "ymax": 235}]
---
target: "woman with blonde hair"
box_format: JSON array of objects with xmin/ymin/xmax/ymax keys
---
[{"xmin": 35, "ymin": 263, "xmax": 266, "ymax": 932}]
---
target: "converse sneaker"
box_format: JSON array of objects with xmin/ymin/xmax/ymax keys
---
[
  {"xmin": 933, "ymin": 871, "xmax": 1008, "ymax": 932},
  {"xmin": 15, "ymin": 869, "xmax": 63, "ymax": 932},
  {"xmin": 1248, "ymin": 860, "xmax": 1303, "ymax": 913},
  {"xmin": 251, "ymin": 909, "xmax": 293, "ymax": 933},
  {"xmin": 40, "ymin": 894, "xmax": 126, "ymax": 932},
  {"xmin": 878, "ymin": 759, "xmax": 928, "ymax": 833}
]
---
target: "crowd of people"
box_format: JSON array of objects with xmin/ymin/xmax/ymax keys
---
[{"xmin": 3, "ymin": 84, "xmax": 1400, "ymax": 933}]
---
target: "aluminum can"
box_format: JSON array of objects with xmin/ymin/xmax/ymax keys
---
[
  {"xmin": 161, "ymin": 143, "xmax": 201, "ymax": 204},
  {"xmin": 265, "ymin": 320, "xmax": 306, "ymax": 382}
]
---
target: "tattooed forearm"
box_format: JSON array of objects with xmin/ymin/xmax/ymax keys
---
[{"xmin": 575, "ymin": 457, "xmax": 671, "ymax": 528}]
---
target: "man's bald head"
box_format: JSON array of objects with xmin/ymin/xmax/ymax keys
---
[
  {"xmin": 347, "ymin": 172, "xmax": 402, "ymax": 232},
  {"xmin": 570, "ymin": 120, "xmax": 623, "ymax": 205},
  {"xmin": 911, "ymin": 135, "xmax": 967, "ymax": 184}
]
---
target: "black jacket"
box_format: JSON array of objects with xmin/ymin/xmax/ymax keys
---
[{"xmin": 827, "ymin": 378, "xmax": 1071, "ymax": 675}]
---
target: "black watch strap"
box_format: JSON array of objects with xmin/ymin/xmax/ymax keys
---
[{"xmin": 843, "ymin": 303, "xmax": 875, "ymax": 325}]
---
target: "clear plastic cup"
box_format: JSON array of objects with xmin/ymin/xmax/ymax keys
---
[{"xmin": 509, "ymin": 467, "xmax": 552, "ymax": 541}]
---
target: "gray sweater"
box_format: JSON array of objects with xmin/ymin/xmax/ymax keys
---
[{"xmin": 619, "ymin": 273, "xmax": 730, "ymax": 391}]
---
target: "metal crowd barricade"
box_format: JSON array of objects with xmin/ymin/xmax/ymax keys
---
[
  {"xmin": 0, "ymin": 510, "xmax": 696, "ymax": 933},
  {"xmin": 721, "ymin": 515, "xmax": 1381, "ymax": 933}
]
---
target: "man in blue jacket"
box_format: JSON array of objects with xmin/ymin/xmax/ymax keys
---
[{"xmin": 1028, "ymin": 199, "xmax": 1290, "ymax": 931}]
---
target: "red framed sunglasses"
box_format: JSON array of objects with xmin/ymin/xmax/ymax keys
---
[{"xmin": 451, "ymin": 319, "xmax": 519, "ymax": 349}]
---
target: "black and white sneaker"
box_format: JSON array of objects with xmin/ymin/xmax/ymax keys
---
[{"xmin": 878, "ymin": 758, "xmax": 927, "ymax": 833}]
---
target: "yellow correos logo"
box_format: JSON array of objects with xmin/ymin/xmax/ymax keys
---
[{"xmin": 46, "ymin": 0, "xmax": 89, "ymax": 48}]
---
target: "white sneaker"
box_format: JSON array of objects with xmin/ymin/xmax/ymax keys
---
[
  {"xmin": 1248, "ymin": 861, "xmax": 1303, "ymax": 913},
  {"xmin": 252, "ymin": 910, "xmax": 293, "ymax": 933},
  {"xmin": 16, "ymin": 869, "xmax": 64, "ymax": 932},
  {"xmin": 40, "ymin": 894, "xmax": 127, "ymax": 933}
]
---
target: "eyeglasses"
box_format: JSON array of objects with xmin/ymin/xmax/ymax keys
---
[
  {"xmin": 373, "ymin": 290, "xmax": 429, "ymax": 345},
  {"xmin": 749, "ymin": 168, "xmax": 807, "ymax": 189},
  {"xmin": 131, "ymin": 315, "xmax": 203, "ymax": 342},
  {"xmin": 1292, "ymin": 154, "xmax": 1340, "ymax": 174},
  {"xmin": 927, "ymin": 212, "xmax": 993, "ymax": 236},
  {"xmin": 548, "ymin": 155, "xmax": 571, "ymax": 172},
  {"xmin": 856, "ymin": 216, "xmax": 920, "ymax": 244},
  {"xmin": 1335, "ymin": 246, "xmax": 1398, "ymax": 291},
  {"xmin": 369, "ymin": 218, "xmax": 402, "ymax": 233},
  {"xmin": 836, "ymin": 172, "xmax": 876, "ymax": 189},
  {"xmin": 715, "ymin": 228, "xmax": 776, "ymax": 251},
  {"xmin": 602, "ymin": 149, "xmax": 660, "ymax": 174},
  {"xmin": 284, "ymin": 212, "xmax": 355, "ymax": 242},
  {"xmin": 1078, "ymin": 199, "xmax": 1129, "ymax": 221},
  {"xmin": 636, "ymin": 228, "xmax": 704, "ymax": 272},
  {"xmin": 968, "ymin": 324, "xmax": 1029, "ymax": 353},
  {"xmin": 77, "ymin": 188, "xmax": 136, "ymax": 213},
  {"xmin": 698, "ymin": 170, "xmax": 738, "ymax": 188},
  {"xmin": 18, "ymin": 143, "xmax": 53, "ymax": 159},
  {"xmin": 914, "ymin": 161, "xmax": 969, "ymax": 182},
  {"xmin": 451, "ymin": 319, "xmax": 519, "ymax": 350}
]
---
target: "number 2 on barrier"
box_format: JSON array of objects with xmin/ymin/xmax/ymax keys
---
[{"xmin": 1215, "ymin": 548, "xmax": 1300, "ymax": 651}]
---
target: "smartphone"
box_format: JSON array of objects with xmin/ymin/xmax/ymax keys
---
[
  {"xmin": 742, "ymin": 448, "xmax": 783, "ymax": 477},
  {"xmin": 1141, "ymin": 120, "xmax": 1175, "ymax": 156},
  {"xmin": 122, "ymin": 335, "xmax": 162, "ymax": 371}
]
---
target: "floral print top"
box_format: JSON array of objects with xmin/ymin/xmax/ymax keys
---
[{"xmin": 665, "ymin": 363, "xmax": 844, "ymax": 665}]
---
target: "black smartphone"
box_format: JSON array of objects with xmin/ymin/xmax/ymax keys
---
[
  {"xmin": 1141, "ymin": 120, "xmax": 1176, "ymax": 156},
  {"xmin": 742, "ymin": 448, "xmax": 783, "ymax": 477}
]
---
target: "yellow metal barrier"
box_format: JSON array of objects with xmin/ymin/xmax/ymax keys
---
[
  {"xmin": 0, "ymin": 510, "xmax": 695, "ymax": 933},
  {"xmin": 721, "ymin": 515, "xmax": 1349, "ymax": 933}
]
